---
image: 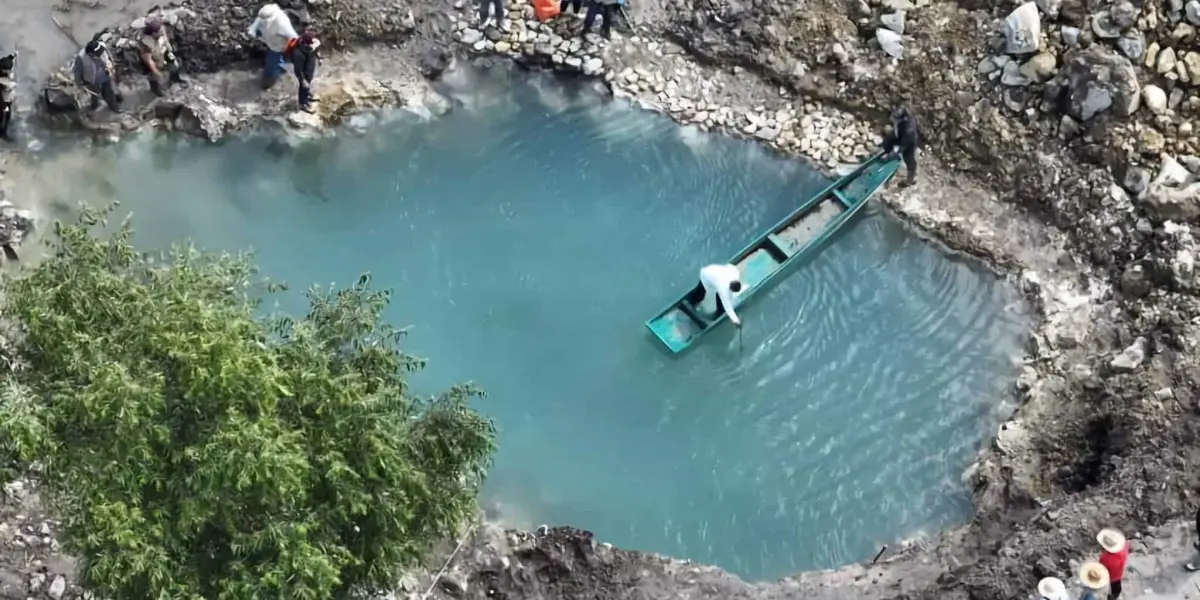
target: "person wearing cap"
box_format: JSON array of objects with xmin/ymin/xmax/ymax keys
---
[
  {"xmin": 290, "ymin": 29, "xmax": 320, "ymax": 113},
  {"xmin": 247, "ymin": 3, "xmax": 299, "ymax": 89},
  {"xmin": 73, "ymin": 40, "xmax": 123, "ymax": 113},
  {"xmin": 1096, "ymin": 528, "xmax": 1129, "ymax": 600},
  {"xmin": 0, "ymin": 51, "xmax": 15, "ymax": 141},
  {"xmin": 138, "ymin": 19, "xmax": 186, "ymax": 97}
]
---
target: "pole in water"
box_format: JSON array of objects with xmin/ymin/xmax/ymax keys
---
[
  {"xmin": 870, "ymin": 545, "xmax": 888, "ymax": 565},
  {"xmin": 738, "ymin": 325, "xmax": 743, "ymax": 353}
]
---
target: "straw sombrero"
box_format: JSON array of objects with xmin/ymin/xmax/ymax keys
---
[
  {"xmin": 1037, "ymin": 576, "xmax": 1069, "ymax": 600},
  {"xmin": 1097, "ymin": 528, "xmax": 1126, "ymax": 553},
  {"xmin": 1079, "ymin": 561, "xmax": 1111, "ymax": 589}
]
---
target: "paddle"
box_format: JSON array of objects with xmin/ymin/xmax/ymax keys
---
[{"xmin": 738, "ymin": 322, "xmax": 743, "ymax": 353}]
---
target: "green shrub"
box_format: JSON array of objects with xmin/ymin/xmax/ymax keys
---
[{"xmin": 0, "ymin": 205, "xmax": 495, "ymax": 600}]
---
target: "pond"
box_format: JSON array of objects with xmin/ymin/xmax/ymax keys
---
[{"xmin": 35, "ymin": 67, "xmax": 1030, "ymax": 580}]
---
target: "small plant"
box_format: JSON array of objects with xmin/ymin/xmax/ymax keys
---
[{"xmin": 0, "ymin": 204, "xmax": 495, "ymax": 600}]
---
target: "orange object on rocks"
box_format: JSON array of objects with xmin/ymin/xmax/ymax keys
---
[{"xmin": 534, "ymin": 0, "xmax": 561, "ymax": 21}]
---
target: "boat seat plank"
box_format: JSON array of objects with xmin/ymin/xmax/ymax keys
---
[
  {"xmin": 833, "ymin": 189, "xmax": 854, "ymax": 208},
  {"xmin": 765, "ymin": 235, "xmax": 795, "ymax": 259}
]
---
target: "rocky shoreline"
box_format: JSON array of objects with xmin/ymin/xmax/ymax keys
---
[{"xmin": 0, "ymin": 0, "xmax": 1196, "ymax": 597}]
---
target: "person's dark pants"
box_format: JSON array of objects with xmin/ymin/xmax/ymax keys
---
[
  {"xmin": 0, "ymin": 102, "xmax": 10, "ymax": 141},
  {"xmin": 146, "ymin": 60, "xmax": 184, "ymax": 96},
  {"xmin": 88, "ymin": 80, "xmax": 122, "ymax": 111},
  {"xmin": 900, "ymin": 145, "xmax": 917, "ymax": 186},
  {"xmin": 582, "ymin": 1, "xmax": 615, "ymax": 37},
  {"xmin": 1110, "ymin": 580, "xmax": 1122, "ymax": 600},
  {"xmin": 479, "ymin": 0, "xmax": 504, "ymax": 22},
  {"xmin": 560, "ymin": 0, "xmax": 583, "ymax": 13},
  {"xmin": 298, "ymin": 83, "xmax": 312, "ymax": 109}
]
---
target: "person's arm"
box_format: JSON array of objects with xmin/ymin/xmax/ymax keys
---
[
  {"xmin": 881, "ymin": 130, "xmax": 897, "ymax": 153},
  {"xmin": 247, "ymin": 17, "xmax": 263, "ymax": 38},
  {"xmin": 716, "ymin": 286, "xmax": 740, "ymax": 326}
]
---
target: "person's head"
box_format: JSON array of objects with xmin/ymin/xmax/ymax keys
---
[
  {"xmin": 891, "ymin": 105, "xmax": 911, "ymax": 124},
  {"xmin": 1036, "ymin": 577, "xmax": 1068, "ymax": 600},
  {"xmin": 729, "ymin": 280, "xmax": 743, "ymax": 294},
  {"xmin": 143, "ymin": 19, "xmax": 164, "ymax": 38},
  {"xmin": 84, "ymin": 40, "xmax": 104, "ymax": 56},
  {"xmin": 258, "ymin": 3, "xmax": 283, "ymax": 19},
  {"xmin": 1097, "ymin": 528, "xmax": 1125, "ymax": 554},
  {"xmin": 299, "ymin": 29, "xmax": 318, "ymax": 46}
]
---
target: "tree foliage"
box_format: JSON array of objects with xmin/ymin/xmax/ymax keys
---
[{"xmin": 0, "ymin": 205, "xmax": 495, "ymax": 600}]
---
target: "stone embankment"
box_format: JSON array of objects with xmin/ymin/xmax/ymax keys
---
[{"xmin": 2, "ymin": 0, "xmax": 1199, "ymax": 597}]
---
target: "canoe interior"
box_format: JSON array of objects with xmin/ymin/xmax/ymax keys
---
[{"xmin": 646, "ymin": 153, "xmax": 899, "ymax": 354}]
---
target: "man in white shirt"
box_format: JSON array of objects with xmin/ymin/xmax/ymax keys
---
[
  {"xmin": 247, "ymin": 3, "xmax": 299, "ymax": 89},
  {"xmin": 698, "ymin": 264, "xmax": 743, "ymax": 327}
]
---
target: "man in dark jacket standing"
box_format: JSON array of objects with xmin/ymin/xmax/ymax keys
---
[
  {"xmin": 0, "ymin": 51, "xmax": 16, "ymax": 141},
  {"xmin": 881, "ymin": 105, "xmax": 921, "ymax": 188},
  {"xmin": 291, "ymin": 30, "xmax": 320, "ymax": 113}
]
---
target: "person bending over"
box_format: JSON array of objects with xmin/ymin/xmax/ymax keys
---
[{"xmin": 698, "ymin": 263, "xmax": 743, "ymax": 327}]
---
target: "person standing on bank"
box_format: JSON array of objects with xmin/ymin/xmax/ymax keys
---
[
  {"xmin": 139, "ymin": 19, "xmax": 187, "ymax": 97},
  {"xmin": 248, "ymin": 3, "xmax": 299, "ymax": 89},
  {"xmin": 290, "ymin": 30, "xmax": 320, "ymax": 113},
  {"xmin": 1096, "ymin": 528, "xmax": 1130, "ymax": 600},
  {"xmin": 580, "ymin": 0, "xmax": 620, "ymax": 39},
  {"xmin": 698, "ymin": 263, "xmax": 743, "ymax": 327},
  {"xmin": 881, "ymin": 105, "xmax": 921, "ymax": 188},
  {"xmin": 0, "ymin": 51, "xmax": 16, "ymax": 141},
  {"xmin": 477, "ymin": 0, "xmax": 511, "ymax": 31},
  {"xmin": 73, "ymin": 40, "xmax": 123, "ymax": 113}
]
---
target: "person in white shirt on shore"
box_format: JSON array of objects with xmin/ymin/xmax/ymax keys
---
[{"xmin": 698, "ymin": 264, "xmax": 743, "ymax": 327}]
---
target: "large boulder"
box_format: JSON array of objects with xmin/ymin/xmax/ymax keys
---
[
  {"xmin": 1044, "ymin": 47, "xmax": 1140, "ymax": 121},
  {"xmin": 1002, "ymin": 2, "xmax": 1042, "ymax": 54}
]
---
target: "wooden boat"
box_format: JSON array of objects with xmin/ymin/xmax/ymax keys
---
[{"xmin": 645, "ymin": 151, "xmax": 901, "ymax": 353}]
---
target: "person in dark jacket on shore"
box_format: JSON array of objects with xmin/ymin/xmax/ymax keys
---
[
  {"xmin": 0, "ymin": 51, "xmax": 16, "ymax": 141},
  {"xmin": 881, "ymin": 104, "xmax": 921, "ymax": 188},
  {"xmin": 73, "ymin": 40, "xmax": 123, "ymax": 113},
  {"xmin": 580, "ymin": 0, "xmax": 620, "ymax": 39},
  {"xmin": 291, "ymin": 30, "xmax": 320, "ymax": 113}
]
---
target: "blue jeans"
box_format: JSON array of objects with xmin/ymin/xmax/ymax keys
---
[
  {"xmin": 263, "ymin": 50, "xmax": 287, "ymax": 83},
  {"xmin": 1082, "ymin": 592, "xmax": 1097, "ymax": 600}
]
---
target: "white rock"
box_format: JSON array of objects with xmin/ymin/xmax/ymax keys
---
[
  {"xmin": 1187, "ymin": 0, "xmax": 1200, "ymax": 25},
  {"xmin": 876, "ymin": 28, "xmax": 904, "ymax": 58},
  {"xmin": 1002, "ymin": 2, "xmax": 1042, "ymax": 54},
  {"xmin": 461, "ymin": 28, "xmax": 484, "ymax": 45},
  {"xmin": 1110, "ymin": 337, "xmax": 1146, "ymax": 371},
  {"xmin": 582, "ymin": 57, "xmax": 603, "ymax": 75},
  {"xmin": 1061, "ymin": 26, "xmax": 1081, "ymax": 45},
  {"xmin": 48, "ymin": 575, "xmax": 66, "ymax": 600},
  {"xmin": 1157, "ymin": 46, "xmax": 1178, "ymax": 74},
  {"xmin": 1143, "ymin": 84, "xmax": 1168, "ymax": 114}
]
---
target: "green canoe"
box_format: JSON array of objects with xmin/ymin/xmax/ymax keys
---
[{"xmin": 645, "ymin": 152, "xmax": 901, "ymax": 354}]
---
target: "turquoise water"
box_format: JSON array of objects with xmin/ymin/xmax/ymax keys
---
[{"xmin": 39, "ymin": 67, "xmax": 1030, "ymax": 580}]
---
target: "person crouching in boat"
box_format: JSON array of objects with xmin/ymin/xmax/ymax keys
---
[{"xmin": 698, "ymin": 264, "xmax": 743, "ymax": 327}]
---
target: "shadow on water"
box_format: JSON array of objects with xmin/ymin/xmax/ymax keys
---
[{"xmin": 20, "ymin": 64, "xmax": 1033, "ymax": 580}]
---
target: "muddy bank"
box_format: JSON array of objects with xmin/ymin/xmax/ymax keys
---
[{"xmin": 0, "ymin": 0, "xmax": 1195, "ymax": 597}]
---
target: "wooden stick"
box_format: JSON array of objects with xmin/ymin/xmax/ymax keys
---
[
  {"xmin": 51, "ymin": 14, "xmax": 82, "ymax": 47},
  {"xmin": 870, "ymin": 545, "xmax": 888, "ymax": 565}
]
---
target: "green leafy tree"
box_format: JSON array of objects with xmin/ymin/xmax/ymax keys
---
[{"xmin": 0, "ymin": 205, "xmax": 495, "ymax": 600}]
